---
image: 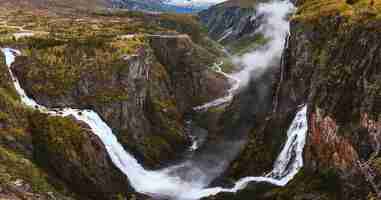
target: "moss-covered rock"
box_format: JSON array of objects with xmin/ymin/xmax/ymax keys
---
[
  {"xmin": 9, "ymin": 35, "xmax": 191, "ymax": 168},
  {"xmin": 30, "ymin": 111, "xmax": 132, "ymax": 200},
  {"xmin": 0, "ymin": 52, "xmax": 78, "ymax": 199}
]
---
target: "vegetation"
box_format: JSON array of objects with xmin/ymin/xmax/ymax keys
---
[
  {"xmin": 31, "ymin": 112, "xmax": 86, "ymax": 159},
  {"xmin": 18, "ymin": 35, "xmax": 143, "ymax": 98},
  {"xmin": 294, "ymin": 0, "xmax": 381, "ymax": 22},
  {"xmin": 227, "ymin": 33, "xmax": 268, "ymax": 56},
  {"xmin": 0, "ymin": 146, "xmax": 57, "ymax": 194},
  {"xmin": 263, "ymin": 169, "xmax": 342, "ymax": 200},
  {"xmin": 0, "ymin": 53, "xmax": 76, "ymax": 199}
]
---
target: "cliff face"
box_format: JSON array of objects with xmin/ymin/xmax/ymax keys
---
[
  {"xmin": 0, "ymin": 55, "xmax": 134, "ymax": 200},
  {"xmin": 206, "ymin": 0, "xmax": 381, "ymax": 199},
  {"xmin": 12, "ymin": 36, "xmax": 229, "ymax": 169},
  {"xmin": 150, "ymin": 35, "xmax": 230, "ymax": 112},
  {"xmin": 290, "ymin": 15, "xmax": 381, "ymax": 199},
  {"xmin": 199, "ymin": 0, "xmax": 267, "ymax": 54}
]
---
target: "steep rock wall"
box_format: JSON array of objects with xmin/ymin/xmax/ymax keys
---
[
  {"xmin": 12, "ymin": 35, "xmax": 229, "ymax": 169},
  {"xmin": 199, "ymin": 0, "xmax": 266, "ymax": 54},
  {"xmin": 206, "ymin": 1, "xmax": 381, "ymax": 200}
]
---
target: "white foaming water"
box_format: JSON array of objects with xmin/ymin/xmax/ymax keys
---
[
  {"xmin": 232, "ymin": 0, "xmax": 295, "ymax": 87},
  {"xmin": 1, "ymin": 1, "xmax": 305, "ymax": 198}
]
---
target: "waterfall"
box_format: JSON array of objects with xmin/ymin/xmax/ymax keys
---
[
  {"xmin": 195, "ymin": 0, "xmax": 295, "ymax": 111},
  {"xmin": 2, "ymin": 47, "xmax": 308, "ymax": 200},
  {"xmin": 1, "ymin": 1, "xmax": 306, "ymax": 198},
  {"xmin": 232, "ymin": 0, "xmax": 295, "ymax": 87}
]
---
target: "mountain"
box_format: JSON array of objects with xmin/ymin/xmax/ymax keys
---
[
  {"xmin": 0, "ymin": 0, "xmax": 224, "ymax": 13},
  {"xmin": 199, "ymin": 0, "xmax": 266, "ymax": 55},
  {"xmin": 111, "ymin": 0, "xmax": 214, "ymax": 13},
  {"xmin": 166, "ymin": 0, "xmax": 227, "ymax": 7}
]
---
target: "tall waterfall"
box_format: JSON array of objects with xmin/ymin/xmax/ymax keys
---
[
  {"xmin": 1, "ymin": 1, "xmax": 307, "ymax": 199},
  {"xmin": 195, "ymin": 0, "xmax": 295, "ymax": 110}
]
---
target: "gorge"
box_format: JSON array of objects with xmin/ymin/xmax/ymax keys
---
[
  {"xmin": 0, "ymin": 0, "xmax": 380, "ymax": 200},
  {"xmin": 0, "ymin": 0, "xmax": 308, "ymax": 198}
]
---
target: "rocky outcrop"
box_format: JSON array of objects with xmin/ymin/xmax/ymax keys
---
[{"xmin": 30, "ymin": 112, "xmax": 133, "ymax": 200}]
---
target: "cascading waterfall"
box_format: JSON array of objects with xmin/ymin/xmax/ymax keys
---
[
  {"xmin": 2, "ymin": 54, "xmax": 307, "ymax": 200},
  {"xmin": 232, "ymin": 0, "xmax": 295, "ymax": 87},
  {"xmin": 194, "ymin": 0, "xmax": 295, "ymax": 111},
  {"xmin": 1, "ymin": 1, "xmax": 307, "ymax": 199},
  {"xmin": 1, "ymin": 48, "xmax": 207, "ymax": 199}
]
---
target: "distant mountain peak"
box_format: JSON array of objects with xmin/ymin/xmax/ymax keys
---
[
  {"xmin": 165, "ymin": 0, "xmax": 227, "ymax": 7},
  {"xmin": 112, "ymin": 0, "xmax": 227, "ymax": 13}
]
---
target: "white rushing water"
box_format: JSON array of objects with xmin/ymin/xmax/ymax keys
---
[
  {"xmin": 2, "ymin": 48, "xmax": 307, "ymax": 200},
  {"xmin": 1, "ymin": 48, "xmax": 207, "ymax": 199},
  {"xmin": 1, "ymin": 1, "xmax": 305, "ymax": 198}
]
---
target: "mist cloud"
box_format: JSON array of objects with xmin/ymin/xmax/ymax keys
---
[{"xmin": 232, "ymin": 1, "xmax": 295, "ymax": 87}]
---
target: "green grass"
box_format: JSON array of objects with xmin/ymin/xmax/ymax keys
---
[{"xmin": 227, "ymin": 33, "xmax": 268, "ymax": 56}]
